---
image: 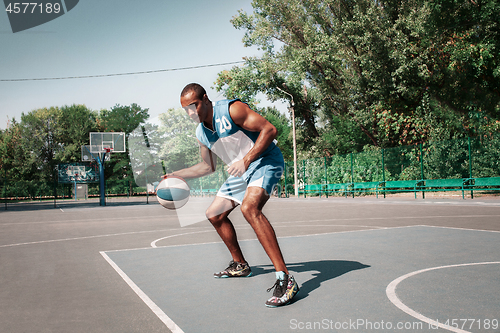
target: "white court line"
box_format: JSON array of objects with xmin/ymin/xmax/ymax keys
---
[
  {"xmin": 151, "ymin": 230, "xmax": 213, "ymax": 248},
  {"xmin": 271, "ymin": 215, "xmax": 500, "ymax": 224},
  {"xmin": 0, "ymin": 215, "xmax": 398, "ymax": 248},
  {"xmin": 420, "ymin": 224, "xmax": 500, "ymax": 234},
  {"xmin": 150, "ymin": 224, "xmax": 388, "ymax": 248},
  {"xmin": 122, "ymin": 224, "xmax": 407, "ymax": 254},
  {"xmin": 386, "ymin": 261, "xmax": 500, "ymax": 333},
  {"xmin": 0, "ymin": 214, "xmax": 179, "ymax": 226},
  {"xmin": 100, "ymin": 251, "xmax": 185, "ymax": 333},
  {"xmin": 0, "ymin": 229, "xmax": 179, "ymax": 248}
]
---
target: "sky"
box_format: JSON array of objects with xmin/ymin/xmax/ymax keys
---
[{"xmin": 0, "ymin": 0, "xmax": 285, "ymax": 130}]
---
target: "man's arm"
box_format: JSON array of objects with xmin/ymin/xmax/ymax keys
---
[
  {"xmin": 226, "ymin": 101, "xmax": 278, "ymax": 177},
  {"xmin": 163, "ymin": 142, "xmax": 216, "ymax": 179}
]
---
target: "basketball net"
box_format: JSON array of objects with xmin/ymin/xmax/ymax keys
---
[{"xmin": 100, "ymin": 148, "xmax": 113, "ymax": 162}]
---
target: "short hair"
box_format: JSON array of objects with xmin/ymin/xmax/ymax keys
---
[{"xmin": 181, "ymin": 83, "xmax": 206, "ymax": 100}]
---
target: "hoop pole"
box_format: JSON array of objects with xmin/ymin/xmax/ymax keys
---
[{"xmin": 99, "ymin": 152, "xmax": 106, "ymax": 206}]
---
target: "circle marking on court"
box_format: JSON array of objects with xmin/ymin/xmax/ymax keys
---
[{"xmin": 386, "ymin": 261, "xmax": 500, "ymax": 333}]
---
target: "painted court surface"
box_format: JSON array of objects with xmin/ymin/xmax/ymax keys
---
[{"xmin": 1, "ymin": 196, "xmax": 499, "ymax": 332}]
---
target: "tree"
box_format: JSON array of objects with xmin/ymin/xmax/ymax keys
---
[
  {"xmin": 128, "ymin": 121, "xmax": 164, "ymax": 188},
  {"xmin": 217, "ymin": 0, "xmax": 500, "ymax": 156},
  {"xmin": 259, "ymin": 106, "xmax": 293, "ymax": 159},
  {"xmin": 425, "ymin": 0, "xmax": 500, "ymax": 129},
  {"xmin": 97, "ymin": 103, "xmax": 150, "ymax": 134},
  {"xmin": 56, "ymin": 104, "xmax": 99, "ymax": 162},
  {"xmin": 19, "ymin": 107, "xmax": 62, "ymax": 182},
  {"xmin": 97, "ymin": 103, "xmax": 151, "ymax": 190},
  {"xmin": 127, "ymin": 108, "xmax": 201, "ymax": 188},
  {"xmin": 0, "ymin": 120, "xmax": 26, "ymax": 180},
  {"xmin": 158, "ymin": 107, "xmax": 200, "ymax": 173}
]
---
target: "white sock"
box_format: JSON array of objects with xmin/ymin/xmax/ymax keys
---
[{"xmin": 276, "ymin": 271, "xmax": 286, "ymax": 280}]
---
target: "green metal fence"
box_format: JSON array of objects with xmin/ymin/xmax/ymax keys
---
[
  {"xmin": 280, "ymin": 134, "xmax": 500, "ymax": 197},
  {"xmin": 3, "ymin": 135, "xmax": 500, "ymax": 206}
]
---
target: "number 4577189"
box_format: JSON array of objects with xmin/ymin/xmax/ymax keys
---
[{"xmin": 5, "ymin": 2, "xmax": 61, "ymax": 14}]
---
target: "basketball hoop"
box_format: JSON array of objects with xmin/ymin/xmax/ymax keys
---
[{"xmin": 104, "ymin": 148, "xmax": 113, "ymax": 154}]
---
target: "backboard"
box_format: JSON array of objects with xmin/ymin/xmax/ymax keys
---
[
  {"xmin": 89, "ymin": 132, "xmax": 126, "ymax": 153},
  {"xmin": 82, "ymin": 145, "xmax": 111, "ymax": 162},
  {"xmin": 58, "ymin": 163, "xmax": 99, "ymax": 183}
]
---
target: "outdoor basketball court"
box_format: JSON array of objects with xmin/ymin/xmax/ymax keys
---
[{"xmin": 1, "ymin": 196, "xmax": 499, "ymax": 332}]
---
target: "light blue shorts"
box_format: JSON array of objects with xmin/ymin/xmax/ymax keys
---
[{"xmin": 217, "ymin": 146, "xmax": 284, "ymax": 204}]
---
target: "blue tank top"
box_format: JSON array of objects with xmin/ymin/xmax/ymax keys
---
[{"xmin": 195, "ymin": 99, "xmax": 277, "ymax": 166}]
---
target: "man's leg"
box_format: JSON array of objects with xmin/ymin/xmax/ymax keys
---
[
  {"xmin": 240, "ymin": 186, "xmax": 288, "ymax": 273},
  {"xmin": 205, "ymin": 196, "xmax": 246, "ymax": 264},
  {"xmin": 240, "ymin": 186, "xmax": 299, "ymax": 307}
]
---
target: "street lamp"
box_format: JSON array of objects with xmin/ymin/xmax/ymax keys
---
[{"xmin": 276, "ymin": 86, "xmax": 299, "ymax": 197}]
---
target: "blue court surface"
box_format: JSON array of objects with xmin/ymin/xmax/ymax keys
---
[{"xmin": 102, "ymin": 225, "xmax": 500, "ymax": 333}]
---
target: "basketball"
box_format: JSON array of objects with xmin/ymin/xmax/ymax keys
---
[{"xmin": 156, "ymin": 176, "xmax": 190, "ymax": 209}]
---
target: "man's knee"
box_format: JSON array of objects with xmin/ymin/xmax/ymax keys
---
[
  {"xmin": 206, "ymin": 206, "xmax": 223, "ymax": 225},
  {"xmin": 206, "ymin": 201, "xmax": 234, "ymax": 226},
  {"xmin": 240, "ymin": 201, "xmax": 261, "ymax": 221}
]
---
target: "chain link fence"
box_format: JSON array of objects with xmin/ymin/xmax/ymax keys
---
[
  {"xmin": 2, "ymin": 135, "xmax": 500, "ymax": 207},
  {"xmin": 279, "ymin": 134, "xmax": 500, "ymax": 197}
]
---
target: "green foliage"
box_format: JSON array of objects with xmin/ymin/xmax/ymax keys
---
[
  {"xmin": 470, "ymin": 135, "xmax": 500, "ymax": 178},
  {"xmin": 97, "ymin": 103, "xmax": 150, "ymax": 134},
  {"xmin": 97, "ymin": 103, "xmax": 150, "ymax": 189},
  {"xmin": 216, "ymin": 0, "xmax": 500, "ymax": 157},
  {"xmin": 158, "ymin": 107, "xmax": 200, "ymax": 172},
  {"xmin": 57, "ymin": 104, "xmax": 99, "ymax": 163},
  {"xmin": 0, "ymin": 103, "xmax": 150, "ymax": 198},
  {"xmin": 128, "ymin": 121, "xmax": 163, "ymax": 187},
  {"xmin": 19, "ymin": 107, "xmax": 62, "ymax": 182},
  {"xmin": 258, "ymin": 106, "xmax": 293, "ymax": 159}
]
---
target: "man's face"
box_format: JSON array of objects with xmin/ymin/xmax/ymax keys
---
[{"xmin": 181, "ymin": 91, "xmax": 206, "ymax": 123}]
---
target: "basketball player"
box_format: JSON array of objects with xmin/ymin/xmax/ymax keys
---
[{"xmin": 164, "ymin": 83, "xmax": 299, "ymax": 307}]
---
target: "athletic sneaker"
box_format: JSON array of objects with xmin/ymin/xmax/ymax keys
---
[
  {"xmin": 214, "ymin": 260, "xmax": 252, "ymax": 278},
  {"xmin": 265, "ymin": 272, "xmax": 299, "ymax": 307}
]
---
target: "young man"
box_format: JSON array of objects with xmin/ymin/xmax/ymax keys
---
[{"xmin": 164, "ymin": 83, "xmax": 299, "ymax": 307}]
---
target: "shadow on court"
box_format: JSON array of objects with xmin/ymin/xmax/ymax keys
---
[{"xmin": 253, "ymin": 260, "xmax": 371, "ymax": 300}]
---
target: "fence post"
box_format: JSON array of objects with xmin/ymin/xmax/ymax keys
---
[
  {"xmin": 303, "ymin": 160, "xmax": 306, "ymax": 198},
  {"xmin": 3, "ymin": 169, "xmax": 6, "ymax": 210},
  {"xmin": 285, "ymin": 162, "xmax": 288, "ymax": 198},
  {"xmin": 53, "ymin": 169, "xmax": 57, "ymax": 208},
  {"xmin": 382, "ymin": 148, "xmax": 386, "ymax": 199},
  {"xmin": 420, "ymin": 143, "xmax": 425, "ymax": 199},
  {"xmin": 351, "ymin": 152, "xmax": 354, "ymax": 198},
  {"xmin": 324, "ymin": 157, "xmax": 328, "ymax": 198},
  {"xmin": 468, "ymin": 137, "xmax": 473, "ymax": 199}
]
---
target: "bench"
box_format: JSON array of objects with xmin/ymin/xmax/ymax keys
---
[
  {"xmin": 324, "ymin": 183, "xmax": 352, "ymax": 198},
  {"xmin": 300, "ymin": 184, "xmax": 325, "ymax": 198},
  {"xmin": 351, "ymin": 181, "xmax": 383, "ymax": 198},
  {"xmin": 423, "ymin": 178, "xmax": 469, "ymax": 199},
  {"xmin": 298, "ymin": 177, "xmax": 500, "ymax": 200},
  {"xmin": 381, "ymin": 180, "xmax": 425, "ymax": 199},
  {"xmin": 200, "ymin": 189, "xmax": 218, "ymax": 196},
  {"xmin": 468, "ymin": 177, "xmax": 500, "ymax": 198}
]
